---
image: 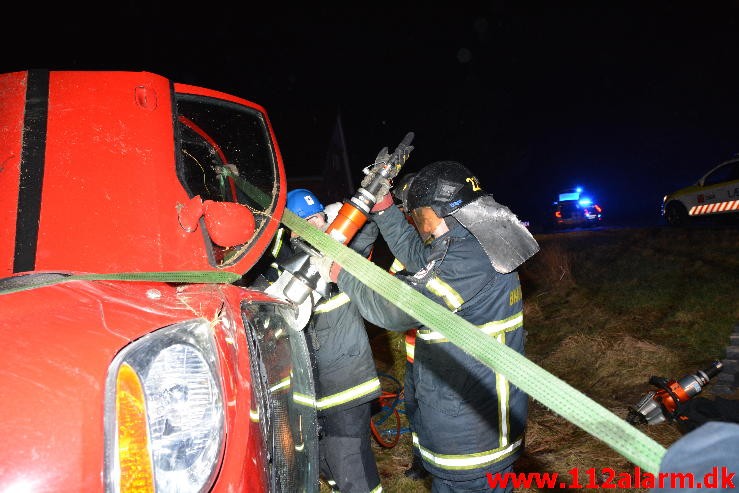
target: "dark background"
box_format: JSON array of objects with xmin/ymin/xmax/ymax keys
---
[{"xmin": 4, "ymin": 2, "xmax": 739, "ymax": 230}]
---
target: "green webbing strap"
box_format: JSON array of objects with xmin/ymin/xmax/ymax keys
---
[
  {"xmin": 219, "ymin": 168, "xmax": 273, "ymax": 209},
  {"xmin": 0, "ymin": 271, "xmax": 241, "ymax": 295},
  {"xmin": 282, "ymin": 209, "xmax": 668, "ymax": 474}
]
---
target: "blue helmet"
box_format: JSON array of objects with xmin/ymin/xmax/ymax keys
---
[{"xmin": 286, "ymin": 189, "xmax": 324, "ymax": 218}]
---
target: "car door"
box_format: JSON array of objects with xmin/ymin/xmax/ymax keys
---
[{"xmin": 693, "ymin": 160, "xmax": 739, "ymax": 216}]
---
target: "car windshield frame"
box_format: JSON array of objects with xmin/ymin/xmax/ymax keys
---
[{"xmin": 175, "ymin": 94, "xmax": 279, "ymax": 267}]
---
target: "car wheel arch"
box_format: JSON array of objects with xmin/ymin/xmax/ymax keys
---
[{"xmin": 664, "ymin": 200, "xmax": 689, "ymax": 226}]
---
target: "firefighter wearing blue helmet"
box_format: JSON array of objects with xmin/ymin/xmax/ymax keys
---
[
  {"xmin": 269, "ymin": 188, "xmax": 383, "ymax": 493},
  {"xmin": 286, "ymin": 189, "xmax": 325, "ymax": 222},
  {"xmin": 312, "ymin": 161, "xmax": 540, "ymax": 493}
]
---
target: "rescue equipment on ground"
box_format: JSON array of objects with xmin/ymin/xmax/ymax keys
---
[
  {"xmin": 369, "ymin": 373, "xmax": 409, "ymax": 448},
  {"xmin": 627, "ymin": 361, "xmax": 723, "ymax": 426}
]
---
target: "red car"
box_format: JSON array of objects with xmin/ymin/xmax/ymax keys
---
[{"xmin": 0, "ymin": 70, "xmax": 319, "ymax": 492}]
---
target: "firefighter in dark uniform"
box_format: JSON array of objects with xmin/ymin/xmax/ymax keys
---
[
  {"xmin": 268, "ymin": 189, "xmax": 382, "ymax": 493},
  {"xmin": 311, "ymin": 162, "xmax": 539, "ymax": 493}
]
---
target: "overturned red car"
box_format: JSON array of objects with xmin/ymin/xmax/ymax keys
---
[{"xmin": 0, "ymin": 70, "xmax": 319, "ymax": 492}]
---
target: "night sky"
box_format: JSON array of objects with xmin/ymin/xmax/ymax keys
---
[{"xmin": 4, "ymin": 2, "xmax": 739, "ymax": 229}]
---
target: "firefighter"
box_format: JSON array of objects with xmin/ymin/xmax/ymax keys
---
[
  {"xmin": 269, "ymin": 189, "xmax": 382, "ymax": 493},
  {"xmin": 311, "ymin": 161, "xmax": 539, "ymax": 493}
]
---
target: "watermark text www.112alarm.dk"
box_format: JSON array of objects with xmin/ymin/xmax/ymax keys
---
[{"xmin": 487, "ymin": 466, "xmax": 736, "ymax": 489}]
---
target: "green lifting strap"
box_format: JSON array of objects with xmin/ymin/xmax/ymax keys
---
[
  {"xmin": 0, "ymin": 271, "xmax": 241, "ymax": 295},
  {"xmin": 281, "ymin": 209, "xmax": 668, "ymax": 474}
]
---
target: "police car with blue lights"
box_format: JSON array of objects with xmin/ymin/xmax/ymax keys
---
[
  {"xmin": 552, "ymin": 187, "xmax": 603, "ymax": 229},
  {"xmin": 661, "ymin": 156, "xmax": 739, "ymax": 226}
]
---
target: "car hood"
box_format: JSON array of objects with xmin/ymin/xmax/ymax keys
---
[{"xmin": 665, "ymin": 182, "xmax": 701, "ymax": 200}]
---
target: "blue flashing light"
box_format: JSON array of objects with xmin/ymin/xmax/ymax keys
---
[
  {"xmin": 575, "ymin": 186, "xmax": 583, "ymax": 193},
  {"xmin": 559, "ymin": 191, "xmax": 580, "ymax": 201},
  {"xmin": 578, "ymin": 197, "xmax": 592, "ymax": 206}
]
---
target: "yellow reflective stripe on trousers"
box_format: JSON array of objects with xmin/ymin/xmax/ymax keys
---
[
  {"xmin": 412, "ymin": 432, "xmax": 523, "ymax": 470},
  {"xmin": 495, "ymin": 332, "xmax": 510, "ymax": 447},
  {"xmin": 293, "ymin": 391, "xmax": 316, "ymax": 408},
  {"xmin": 316, "ymin": 377, "xmax": 381, "ymax": 410},
  {"xmin": 271, "ymin": 227, "xmax": 284, "ymax": 258},
  {"xmin": 269, "ymin": 376, "xmax": 290, "ymax": 393},
  {"xmin": 417, "ymin": 311, "xmax": 523, "ymax": 343},
  {"xmin": 314, "ymin": 292, "xmax": 351, "ymax": 314},
  {"xmin": 405, "ymin": 341, "xmax": 415, "ymax": 362},
  {"xmin": 426, "ymin": 275, "xmax": 463, "ymax": 311}
]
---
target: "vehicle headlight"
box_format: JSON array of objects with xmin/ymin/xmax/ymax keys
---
[{"xmin": 104, "ymin": 319, "xmax": 225, "ymax": 493}]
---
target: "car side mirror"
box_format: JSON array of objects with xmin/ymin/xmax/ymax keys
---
[{"xmin": 178, "ymin": 195, "xmax": 256, "ymax": 247}]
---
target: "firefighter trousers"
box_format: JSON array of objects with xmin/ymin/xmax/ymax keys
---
[{"xmin": 319, "ymin": 401, "xmax": 381, "ymax": 492}]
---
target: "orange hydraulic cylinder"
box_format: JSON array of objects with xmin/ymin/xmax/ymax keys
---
[{"xmin": 325, "ymin": 202, "xmax": 369, "ymax": 245}]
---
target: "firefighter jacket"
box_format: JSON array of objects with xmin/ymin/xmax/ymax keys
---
[
  {"xmin": 337, "ymin": 204, "xmax": 528, "ymax": 480},
  {"xmin": 267, "ymin": 226, "xmax": 381, "ymax": 415}
]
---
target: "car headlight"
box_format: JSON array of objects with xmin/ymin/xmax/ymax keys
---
[{"xmin": 104, "ymin": 319, "xmax": 225, "ymax": 493}]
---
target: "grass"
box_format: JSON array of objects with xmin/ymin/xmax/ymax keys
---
[{"xmin": 351, "ymin": 223, "xmax": 739, "ymax": 493}]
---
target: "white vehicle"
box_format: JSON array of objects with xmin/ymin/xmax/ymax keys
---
[{"xmin": 661, "ymin": 157, "xmax": 739, "ymax": 226}]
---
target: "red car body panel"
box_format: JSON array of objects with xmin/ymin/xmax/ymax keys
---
[
  {"xmin": 0, "ymin": 281, "xmax": 269, "ymax": 492},
  {"xmin": 0, "ymin": 70, "xmax": 317, "ymax": 492},
  {"xmin": 1, "ymin": 71, "xmax": 286, "ymax": 276}
]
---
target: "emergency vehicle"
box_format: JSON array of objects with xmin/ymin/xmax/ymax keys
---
[
  {"xmin": 661, "ymin": 156, "xmax": 739, "ymax": 226},
  {"xmin": 0, "ymin": 70, "xmax": 319, "ymax": 492},
  {"xmin": 551, "ymin": 186, "xmax": 603, "ymax": 229}
]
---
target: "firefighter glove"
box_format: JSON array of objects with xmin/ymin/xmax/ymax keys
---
[
  {"xmin": 310, "ymin": 254, "xmax": 338, "ymax": 283},
  {"xmin": 360, "ymin": 172, "xmax": 392, "ymax": 203}
]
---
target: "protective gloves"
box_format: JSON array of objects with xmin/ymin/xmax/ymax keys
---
[
  {"xmin": 360, "ymin": 171, "xmax": 391, "ymax": 204},
  {"xmin": 323, "ymin": 201, "xmax": 342, "ymax": 225},
  {"xmin": 310, "ymin": 254, "xmax": 339, "ymax": 283}
]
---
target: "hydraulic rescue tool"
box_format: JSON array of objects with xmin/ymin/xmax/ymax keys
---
[
  {"xmin": 626, "ymin": 360, "xmax": 723, "ymax": 426},
  {"xmin": 265, "ymin": 132, "xmax": 415, "ymax": 328},
  {"xmin": 324, "ymin": 132, "xmax": 414, "ymax": 245}
]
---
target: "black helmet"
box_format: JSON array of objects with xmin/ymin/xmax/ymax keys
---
[{"xmin": 405, "ymin": 161, "xmax": 485, "ymax": 217}]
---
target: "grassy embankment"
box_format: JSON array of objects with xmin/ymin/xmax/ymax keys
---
[{"xmin": 355, "ymin": 225, "xmax": 739, "ymax": 493}]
